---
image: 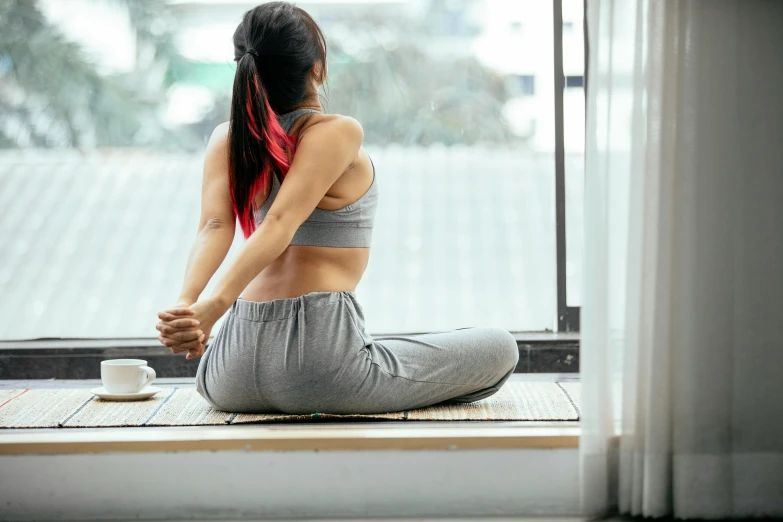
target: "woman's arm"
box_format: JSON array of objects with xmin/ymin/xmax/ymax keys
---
[
  {"xmin": 159, "ymin": 116, "xmax": 363, "ymax": 360},
  {"xmin": 209, "ymin": 116, "xmax": 364, "ymax": 310},
  {"xmin": 176, "ymin": 123, "xmax": 237, "ymax": 305}
]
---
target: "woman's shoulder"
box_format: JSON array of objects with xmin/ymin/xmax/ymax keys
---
[
  {"xmin": 206, "ymin": 115, "xmax": 362, "ymax": 153},
  {"xmin": 208, "ymin": 116, "xmax": 359, "ymax": 141},
  {"xmin": 300, "ymin": 113, "xmax": 363, "ymax": 146},
  {"xmin": 308, "ymin": 112, "xmax": 360, "ymax": 127},
  {"xmin": 201, "ymin": 122, "xmax": 230, "ymax": 161},
  {"xmin": 206, "ymin": 122, "xmax": 230, "ymax": 151},
  {"xmin": 213, "ymin": 121, "xmax": 230, "ymax": 135}
]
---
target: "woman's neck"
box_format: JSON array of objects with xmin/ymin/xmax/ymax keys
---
[{"xmin": 295, "ymin": 90, "xmax": 323, "ymax": 112}]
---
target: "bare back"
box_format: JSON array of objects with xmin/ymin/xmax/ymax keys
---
[{"xmin": 238, "ymin": 112, "xmax": 375, "ymax": 302}]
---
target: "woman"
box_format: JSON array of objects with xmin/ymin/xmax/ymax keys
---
[{"xmin": 156, "ymin": 2, "xmax": 518, "ymax": 414}]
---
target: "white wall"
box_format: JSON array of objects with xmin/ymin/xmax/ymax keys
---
[{"xmin": 0, "ymin": 448, "xmax": 580, "ymax": 520}]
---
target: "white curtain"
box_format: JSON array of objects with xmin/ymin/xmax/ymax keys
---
[{"xmin": 580, "ymin": 0, "xmax": 783, "ymax": 518}]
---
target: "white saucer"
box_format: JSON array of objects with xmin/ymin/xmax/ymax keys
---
[{"xmin": 90, "ymin": 386, "xmax": 162, "ymax": 401}]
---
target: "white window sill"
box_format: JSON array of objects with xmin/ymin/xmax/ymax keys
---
[{"xmin": 0, "ymin": 421, "xmax": 579, "ymax": 455}]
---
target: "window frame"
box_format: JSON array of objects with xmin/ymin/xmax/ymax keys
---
[{"xmin": 553, "ymin": 0, "xmax": 582, "ymax": 333}]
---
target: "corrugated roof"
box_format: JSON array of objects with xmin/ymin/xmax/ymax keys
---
[{"xmin": 0, "ymin": 146, "xmax": 558, "ymax": 340}]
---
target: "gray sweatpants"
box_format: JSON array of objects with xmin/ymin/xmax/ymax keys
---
[{"xmin": 195, "ymin": 291, "xmax": 519, "ymax": 414}]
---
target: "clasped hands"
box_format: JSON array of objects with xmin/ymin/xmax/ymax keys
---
[{"xmin": 156, "ymin": 297, "xmax": 227, "ymax": 360}]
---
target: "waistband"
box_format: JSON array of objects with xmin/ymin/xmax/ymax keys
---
[{"xmin": 230, "ymin": 291, "xmax": 357, "ymax": 322}]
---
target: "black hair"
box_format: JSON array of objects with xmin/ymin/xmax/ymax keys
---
[{"xmin": 229, "ymin": 2, "xmax": 327, "ymax": 238}]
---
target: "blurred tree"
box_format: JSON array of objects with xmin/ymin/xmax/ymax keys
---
[
  {"xmin": 196, "ymin": 0, "xmax": 516, "ymax": 146},
  {"xmin": 0, "ymin": 0, "xmax": 196, "ymax": 148},
  {"xmin": 7, "ymin": 0, "xmax": 517, "ymax": 148},
  {"xmin": 321, "ymin": 1, "xmax": 516, "ymax": 146},
  {"xmin": 326, "ymin": 45, "xmax": 513, "ymax": 146}
]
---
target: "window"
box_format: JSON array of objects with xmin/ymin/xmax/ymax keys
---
[
  {"xmin": 0, "ymin": 0, "xmax": 585, "ymax": 340},
  {"xmin": 561, "ymin": 0, "xmax": 586, "ymax": 318},
  {"xmin": 565, "ymin": 75, "xmax": 584, "ymax": 88},
  {"xmin": 510, "ymin": 75, "xmax": 536, "ymax": 96}
]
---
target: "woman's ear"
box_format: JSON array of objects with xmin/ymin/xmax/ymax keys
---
[{"xmin": 312, "ymin": 62, "xmax": 326, "ymax": 85}]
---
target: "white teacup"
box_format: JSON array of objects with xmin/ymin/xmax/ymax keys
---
[{"xmin": 101, "ymin": 359, "xmax": 156, "ymax": 394}]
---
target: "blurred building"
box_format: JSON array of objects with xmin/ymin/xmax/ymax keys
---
[
  {"xmin": 474, "ymin": 0, "xmax": 585, "ymax": 152},
  {"xmin": 0, "ymin": 146, "xmax": 561, "ymax": 339}
]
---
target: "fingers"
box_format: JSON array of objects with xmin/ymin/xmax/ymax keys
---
[
  {"xmin": 162, "ymin": 307, "xmax": 195, "ymax": 316},
  {"xmin": 161, "ymin": 338, "xmax": 203, "ymax": 354},
  {"xmin": 176, "ymin": 338, "xmax": 204, "ymax": 353},
  {"xmin": 156, "ymin": 323, "xmax": 203, "ymax": 338},
  {"xmin": 157, "ymin": 309, "xmax": 196, "ymax": 321},
  {"xmin": 156, "ymin": 323, "xmax": 184, "ymax": 336},
  {"xmin": 157, "ymin": 317, "xmax": 200, "ymax": 329},
  {"xmin": 186, "ymin": 344, "xmax": 205, "ymax": 360},
  {"xmin": 159, "ymin": 335, "xmax": 189, "ymax": 352},
  {"xmin": 177, "ymin": 333, "xmax": 205, "ymax": 355},
  {"xmin": 158, "ymin": 330, "xmax": 206, "ymax": 354},
  {"xmin": 158, "ymin": 313, "xmax": 198, "ymax": 325},
  {"xmin": 158, "ymin": 330, "xmax": 202, "ymax": 346},
  {"xmin": 162, "ymin": 329, "xmax": 203, "ymax": 342}
]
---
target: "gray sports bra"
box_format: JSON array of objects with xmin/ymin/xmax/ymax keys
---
[{"xmin": 253, "ymin": 108, "xmax": 378, "ymax": 248}]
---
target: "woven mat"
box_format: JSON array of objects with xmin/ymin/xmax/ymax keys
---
[{"xmin": 0, "ymin": 382, "xmax": 580, "ymax": 428}]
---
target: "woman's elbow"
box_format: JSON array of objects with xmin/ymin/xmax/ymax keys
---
[
  {"xmin": 199, "ymin": 217, "xmax": 235, "ymax": 235},
  {"xmin": 262, "ymin": 212, "xmax": 293, "ymax": 231}
]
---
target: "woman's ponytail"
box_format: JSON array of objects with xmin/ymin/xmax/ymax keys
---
[
  {"xmin": 228, "ymin": 52, "xmax": 296, "ymax": 239},
  {"xmin": 227, "ymin": 2, "xmax": 328, "ymax": 238}
]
